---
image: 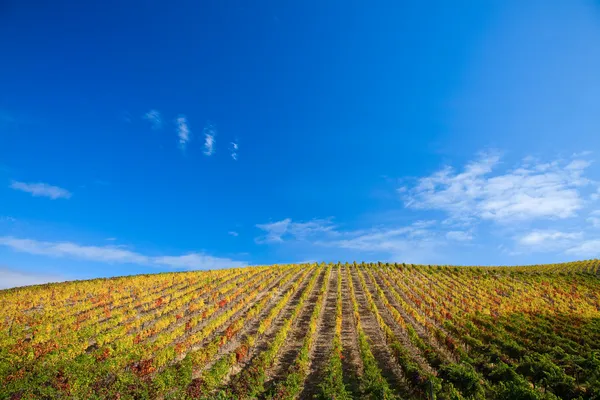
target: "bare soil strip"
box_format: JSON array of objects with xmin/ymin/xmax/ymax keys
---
[
  {"xmin": 260, "ymin": 267, "xmax": 328, "ymax": 392},
  {"xmin": 176, "ymin": 267, "xmax": 296, "ymax": 366},
  {"xmin": 164, "ymin": 269, "xmax": 277, "ymax": 352},
  {"xmin": 80, "ymin": 269, "xmax": 246, "ymax": 351},
  {"xmin": 349, "ymin": 267, "xmax": 409, "ymax": 396},
  {"xmin": 364, "ymin": 269, "xmax": 441, "ymax": 372},
  {"xmin": 82, "ymin": 269, "xmax": 258, "ymax": 357},
  {"xmin": 220, "ymin": 266, "xmax": 320, "ymax": 388},
  {"xmin": 378, "ymin": 269, "xmax": 462, "ymax": 363},
  {"xmin": 135, "ymin": 269, "xmax": 257, "ymax": 337},
  {"xmin": 297, "ymin": 266, "xmax": 338, "ymax": 400},
  {"xmin": 193, "ymin": 267, "xmax": 306, "ymax": 377},
  {"xmin": 340, "ymin": 266, "xmax": 363, "ymax": 398}
]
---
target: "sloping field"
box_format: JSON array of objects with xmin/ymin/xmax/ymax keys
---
[{"xmin": 1, "ymin": 261, "xmax": 600, "ymax": 399}]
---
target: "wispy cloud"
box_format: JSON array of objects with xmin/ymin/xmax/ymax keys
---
[
  {"xmin": 0, "ymin": 237, "xmax": 149, "ymax": 263},
  {"xmin": 446, "ymin": 231, "xmax": 473, "ymax": 241},
  {"xmin": 143, "ymin": 109, "xmax": 162, "ymax": 129},
  {"xmin": 404, "ymin": 152, "xmax": 594, "ymax": 224},
  {"xmin": 256, "ymin": 219, "xmax": 292, "ymax": 243},
  {"xmin": 0, "ymin": 236, "xmax": 246, "ymax": 270},
  {"xmin": 231, "ymin": 141, "xmax": 238, "ymax": 160},
  {"xmin": 255, "ymin": 217, "xmax": 449, "ymax": 263},
  {"xmin": 203, "ymin": 123, "xmax": 216, "ymax": 156},
  {"xmin": 319, "ymin": 225, "xmax": 436, "ymax": 253},
  {"xmin": 176, "ymin": 116, "xmax": 191, "ymax": 150},
  {"xmin": 10, "ymin": 181, "xmax": 72, "ymax": 200},
  {"xmin": 228, "ymin": 231, "xmax": 239, "ymax": 237},
  {"xmin": 516, "ymin": 230, "xmax": 582, "ymax": 252},
  {"xmin": 587, "ymin": 210, "xmax": 600, "ymax": 228},
  {"xmin": 256, "ymin": 218, "xmax": 337, "ymax": 243},
  {"xmin": 566, "ymin": 240, "xmax": 600, "ymax": 258},
  {"xmin": 154, "ymin": 254, "xmax": 244, "ymax": 270},
  {"xmin": 0, "ymin": 267, "xmax": 66, "ymax": 290}
]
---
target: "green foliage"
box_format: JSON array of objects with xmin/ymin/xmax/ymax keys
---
[
  {"xmin": 438, "ymin": 363, "xmax": 484, "ymax": 398},
  {"xmin": 2, "ymin": 261, "xmax": 600, "ymax": 399},
  {"xmin": 357, "ymin": 331, "xmax": 398, "ymax": 399}
]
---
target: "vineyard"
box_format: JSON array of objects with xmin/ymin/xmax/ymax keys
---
[{"xmin": 1, "ymin": 261, "xmax": 600, "ymax": 399}]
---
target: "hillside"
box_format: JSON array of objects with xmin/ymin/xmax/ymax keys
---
[{"xmin": 1, "ymin": 261, "xmax": 600, "ymax": 400}]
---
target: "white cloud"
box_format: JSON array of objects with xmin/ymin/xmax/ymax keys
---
[
  {"xmin": 255, "ymin": 218, "xmax": 336, "ymax": 243},
  {"xmin": 321, "ymin": 226, "xmax": 434, "ymax": 253},
  {"xmin": 176, "ymin": 116, "xmax": 190, "ymax": 149},
  {"xmin": 203, "ymin": 123, "xmax": 216, "ymax": 156},
  {"xmin": 10, "ymin": 181, "xmax": 72, "ymax": 200},
  {"xmin": 154, "ymin": 253, "xmax": 245, "ymax": 270},
  {"xmin": 565, "ymin": 240, "xmax": 600, "ymax": 258},
  {"xmin": 316, "ymin": 223, "xmax": 445, "ymax": 264},
  {"xmin": 518, "ymin": 230, "xmax": 581, "ymax": 245},
  {"xmin": 446, "ymin": 231, "xmax": 473, "ymax": 241},
  {"xmin": 255, "ymin": 217, "xmax": 450, "ymax": 263},
  {"xmin": 516, "ymin": 230, "xmax": 582, "ymax": 253},
  {"xmin": 231, "ymin": 141, "xmax": 238, "ymax": 160},
  {"xmin": 256, "ymin": 219, "xmax": 291, "ymax": 243},
  {"xmin": 587, "ymin": 210, "xmax": 600, "ymax": 228},
  {"xmin": 405, "ymin": 153, "xmax": 594, "ymax": 224},
  {"xmin": 143, "ymin": 109, "xmax": 162, "ymax": 129},
  {"xmin": 228, "ymin": 231, "xmax": 239, "ymax": 237},
  {"xmin": 565, "ymin": 159, "xmax": 592, "ymax": 171},
  {"xmin": 0, "ymin": 236, "xmax": 246, "ymax": 271},
  {"xmin": 0, "ymin": 216, "xmax": 16, "ymax": 223},
  {"xmin": 0, "ymin": 267, "xmax": 65, "ymax": 290},
  {"xmin": 0, "ymin": 237, "xmax": 149, "ymax": 264}
]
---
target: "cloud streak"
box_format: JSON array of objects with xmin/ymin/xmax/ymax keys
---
[
  {"xmin": 203, "ymin": 123, "xmax": 216, "ymax": 156},
  {"xmin": 176, "ymin": 116, "xmax": 191, "ymax": 149},
  {"xmin": 255, "ymin": 217, "xmax": 449, "ymax": 263},
  {"xmin": 231, "ymin": 141, "xmax": 238, "ymax": 160},
  {"xmin": 0, "ymin": 267, "xmax": 66, "ymax": 290},
  {"xmin": 518, "ymin": 230, "xmax": 581, "ymax": 246},
  {"xmin": 587, "ymin": 210, "xmax": 600, "ymax": 228},
  {"xmin": 318, "ymin": 225, "xmax": 437, "ymax": 254},
  {"xmin": 446, "ymin": 231, "xmax": 473, "ymax": 241},
  {"xmin": 514, "ymin": 230, "xmax": 583, "ymax": 253},
  {"xmin": 566, "ymin": 240, "xmax": 600, "ymax": 258},
  {"xmin": 256, "ymin": 218, "xmax": 337, "ymax": 243},
  {"xmin": 143, "ymin": 109, "xmax": 162, "ymax": 129},
  {"xmin": 0, "ymin": 236, "xmax": 246, "ymax": 270},
  {"xmin": 10, "ymin": 181, "xmax": 72, "ymax": 200}
]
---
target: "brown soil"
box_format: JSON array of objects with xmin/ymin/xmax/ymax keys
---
[
  {"xmin": 220, "ymin": 266, "xmax": 319, "ymax": 388},
  {"xmin": 297, "ymin": 267, "xmax": 337, "ymax": 399},
  {"xmin": 363, "ymin": 269, "xmax": 440, "ymax": 372},
  {"xmin": 340, "ymin": 267, "xmax": 363, "ymax": 398},
  {"xmin": 260, "ymin": 267, "xmax": 328, "ymax": 393},
  {"xmin": 193, "ymin": 268, "xmax": 306, "ymax": 377},
  {"xmin": 349, "ymin": 267, "xmax": 411, "ymax": 397}
]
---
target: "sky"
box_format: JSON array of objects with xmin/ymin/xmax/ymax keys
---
[{"xmin": 2, "ymin": 1, "xmax": 600, "ymax": 288}]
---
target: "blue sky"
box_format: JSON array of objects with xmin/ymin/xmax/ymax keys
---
[{"xmin": 2, "ymin": 1, "xmax": 600, "ymax": 288}]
